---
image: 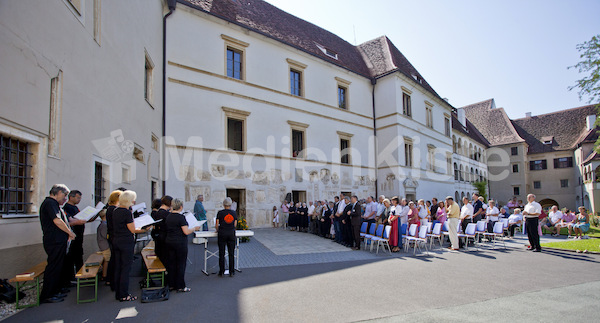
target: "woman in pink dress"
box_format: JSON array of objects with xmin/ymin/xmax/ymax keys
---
[
  {"xmin": 434, "ymin": 201, "xmax": 447, "ymax": 228},
  {"xmin": 388, "ymin": 197, "xmax": 401, "ymax": 252},
  {"xmin": 407, "ymin": 201, "xmax": 420, "ymax": 234}
]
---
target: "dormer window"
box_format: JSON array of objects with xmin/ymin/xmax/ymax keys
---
[
  {"xmin": 542, "ymin": 136, "xmax": 554, "ymax": 145},
  {"xmin": 315, "ymin": 43, "xmax": 338, "ymax": 60}
]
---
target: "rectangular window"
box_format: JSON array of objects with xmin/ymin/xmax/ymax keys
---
[
  {"xmin": 340, "ymin": 138, "xmax": 350, "ymax": 164},
  {"xmin": 227, "ymin": 118, "xmax": 244, "ymax": 151},
  {"xmin": 529, "ymin": 160, "xmax": 547, "ymax": 171},
  {"xmin": 151, "ymin": 180, "xmax": 157, "ymax": 201},
  {"xmin": 227, "ymin": 48, "xmax": 243, "ymax": 80},
  {"xmin": 144, "ymin": 54, "xmax": 154, "ymax": 104},
  {"xmin": 444, "ymin": 117, "xmax": 451, "ymax": 137},
  {"xmin": 292, "ymin": 130, "xmax": 304, "ymax": 158},
  {"xmin": 151, "ymin": 134, "xmax": 159, "ymax": 151},
  {"xmin": 94, "ymin": 162, "xmax": 105, "ymax": 206},
  {"xmin": 0, "ymin": 135, "xmax": 32, "ymax": 214},
  {"xmin": 122, "ymin": 165, "xmax": 131, "ymax": 184},
  {"xmin": 553, "ymin": 157, "xmax": 573, "ymax": 168},
  {"xmin": 426, "ymin": 107, "xmax": 433, "ymax": 128},
  {"xmin": 402, "ymin": 93, "xmax": 412, "ymax": 117},
  {"xmin": 513, "ymin": 186, "xmax": 520, "ymax": 196},
  {"xmin": 512, "ymin": 164, "xmax": 519, "ymax": 173},
  {"xmin": 533, "ymin": 181, "xmax": 541, "ymax": 189},
  {"xmin": 290, "ymin": 69, "xmax": 302, "ymax": 96},
  {"xmin": 511, "ymin": 146, "xmax": 518, "ymax": 155},
  {"xmin": 404, "ymin": 143, "xmax": 413, "ymax": 167},
  {"xmin": 560, "ymin": 179, "xmax": 569, "ymax": 188},
  {"xmin": 338, "ymin": 86, "xmax": 347, "ymax": 109}
]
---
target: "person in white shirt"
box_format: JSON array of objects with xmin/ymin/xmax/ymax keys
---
[
  {"xmin": 417, "ymin": 199, "xmax": 429, "ymax": 226},
  {"xmin": 522, "ymin": 194, "xmax": 542, "ymax": 252},
  {"xmin": 485, "ymin": 200, "xmax": 500, "ymax": 232},
  {"xmin": 459, "ymin": 197, "xmax": 474, "ymax": 248},
  {"xmin": 363, "ymin": 196, "xmax": 378, "ymax": 232},
  {"xmin": 543, "ymin": 205, "xmax": 563, "ymax": 237},
  {"xmin": 399, "ymin": 198, "xmax": 409, "ymax": 225},
  {"xmin": 376, "ymin": 195, "xmax": 386, "ymax": 224},
  {"xmin": 507, "ymin": 208, "xmax": 523, "ymax": 237}
]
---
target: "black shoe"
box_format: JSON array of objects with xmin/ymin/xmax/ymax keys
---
[
  {"xmin": 218, "ymin": 272, "xmax": 224, "ymax": 277},
  {"xmin": 60, "ymin": 288, "xmax": 71, "ymax": 294},
  {"xmin": 533, "ymin": 249, "xmax": 542, "ymax": 252},
  {"xmin": 229, "ymin": 273, "xmax": 234, "ymax": 277},
  {"xmin": 42, "ymin": 296, "xmax": 65, "ymax": 303},
  {"xmin": 54, "ymin": 292, "xmax": 68, "ymax": 298}
]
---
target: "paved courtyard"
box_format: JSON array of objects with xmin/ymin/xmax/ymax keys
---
[{"xmin": 4, "ymin": 228, "xmax": 600, "ymax": 322}]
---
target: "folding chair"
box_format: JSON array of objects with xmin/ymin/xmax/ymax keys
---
[
  {"xmin": 457, "ymin": 223, "xmax": 478, "ymax": 251},
  {"xmin": 362, "ymin": 223, "xmax": 378, "ymax": 250},
  {"xmin": 426, "ymin": 222, "xmax": 433, "ymax": 234},
  {"xmin": 483, "ymin": 222, "xmax": 506, "ymax": 249},
  {"xmin": 403, "ymin": 224, "xmax": 418, "ymax": 252},
  {"xmin": 372, "ymin": 225, "xmax": 392, "ymax": 255},
  {"xmin": 475, "ymin": 220, "xmax": 487, "ymax": 242},
  {"xmin": 406, "ymin": 225, "xmax": 429, "ymax": 255},
  {"xmin": 501, "ymin": 219, "xmax": 509, "ymax": 236},
  {"xmin": 359, "ymin": 222, "xmax": 369, "ymax": 238},
  {"xmin": 427, "ymin": 222, "xmax": 443, "ymax": 249},
  {"xmin": 366, "ymin": 224, "xmax": 384, "ymax": 252}
]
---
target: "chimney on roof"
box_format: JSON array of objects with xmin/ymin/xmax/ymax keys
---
[
  {"xmin": 586, "ymin": 115, "xmax": 597, "ymax": 130},
  {"xmin": 525, "ymin": 112, "xmax": 532, "ymax": 118},
  {"xmin": 457, "ymin": 108, "xmax": 467, "ymax": 128}
]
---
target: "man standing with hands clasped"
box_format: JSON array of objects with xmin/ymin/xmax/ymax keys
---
[
  {"xmin": 39, "ymin": 184, "xmax": 76, "ymax": 303},
  {"xmin": 523, "ymin": 194, "xmax": 542, "ymax": 252},
  {"xmin": 347, "ymin": 195, "xmax": 362, "ymax": 250}
]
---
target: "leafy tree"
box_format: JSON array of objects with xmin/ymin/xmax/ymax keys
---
[
  {"xmin": 569, "ymin": 34, "xmax": 600, "ymax": 151},
  {"xmin": 569, "ymin": 34, "xmax": 600, "ymax": 104},
  {"xmin": 473, "ymin": 181, "xmax": 487, "ymax": 201}
]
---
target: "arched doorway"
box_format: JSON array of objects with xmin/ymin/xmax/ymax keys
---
[{"xmin": 538, "ymin": 198, "xmax": 559, "ymax": 210}]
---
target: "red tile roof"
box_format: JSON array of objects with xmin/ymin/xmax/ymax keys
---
[{"xmin": 178, "ymin": 0, "xmax": 444, "ymax": 102}]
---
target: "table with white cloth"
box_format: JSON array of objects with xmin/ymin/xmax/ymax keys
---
[{"xmin": 193, "ymin": 230, "xmax": 255, "ymax": 275}]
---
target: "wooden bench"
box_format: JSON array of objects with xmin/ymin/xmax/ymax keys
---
[
  {"xmin": 141, "ymin": 242, "xmax": 166, "ymax": 288},
  {"xmin": 75, "ymin": 254, "xmax": 104, "ymax": 304},
  {"xmin": 9, "ymin": 261, "xmax": 47, "ymax": 309}
]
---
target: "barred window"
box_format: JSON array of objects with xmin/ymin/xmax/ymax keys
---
[{"xmin": 0, "ymin": 135, "xmax": 32, "ymax": 214}]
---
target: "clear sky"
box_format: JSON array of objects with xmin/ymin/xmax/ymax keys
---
[{"xmin": 264, "ymin": 0, "xmax": 600, "ymax": 119}]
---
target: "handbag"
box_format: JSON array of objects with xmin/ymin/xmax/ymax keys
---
[
  {"xmin": 141, "ymin": 286, "xmax": 169, "ymax": 303},
  {"xmin": 0, "ymin": 279, "xmax": 16, "ymax": 303}
]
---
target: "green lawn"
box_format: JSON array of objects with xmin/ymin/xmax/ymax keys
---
[
  {"xmin": 541, "ymin": 239, "xmax": 600, "ymax": 252},
  {"xmin": 542, "ymin": 225, "xmax": 600, "ymax": 238}
]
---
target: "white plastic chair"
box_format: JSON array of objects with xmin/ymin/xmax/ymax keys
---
[
  {"xmin": 403, "ymin": 224, "xmax": 418, "ymax": 252},
  {"xmin": 483, "ymin": 222, "xmax": 506, "ymax": 249},
  {"xmin": 457, "ymin": 223, "xmax": 478, "ymax": 251},
  {"xmin": 406, "ymin": 225, "xmax": 429, "ymax": 255},
  {"xmin": 427, "ymin": 222, "xmax": 443, "ymax": 249},
  {"xmin": 475, "ymin": 220, "xmax": 487, "ymax": 242}
]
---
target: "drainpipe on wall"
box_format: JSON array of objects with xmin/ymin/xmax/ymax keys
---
[
  {"xmin": 371, "ymin": 77, "xmax": 378, "ymax": 197},
  {"xmin": 162, "ymin": 0, "xmax": 176, "ymax": 196}
]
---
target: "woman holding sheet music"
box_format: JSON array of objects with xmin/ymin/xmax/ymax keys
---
[
  {"xmin": 112, "ymin": 190, "xmax": 151, "ymax": 302},
  {"xmin": 165, "ymin": 198, "xmax": 200, "ymax": 292}
]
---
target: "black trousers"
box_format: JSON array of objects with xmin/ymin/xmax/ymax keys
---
[
  {"xmin": 460, "ymin": 219, "xmax": 472, "ymax": 247},
  {"xmin": 62, "ymin": 237, "xmax": 84, "ymax": 285},
  {"xmin": 343, "ymin": 221, "xmax": 353, "ymax": 245},
  {"xmin": 166, "ymin": 241, "xmax": 188, "ymax": 289},
  {"xmin": 526, "ymin": 217, "xmax": 541, "ymax": 250},
  {"xmin": 40, "ymin": 240, "xmax": 67, "ymax": 300},
  {"xmin": 218, "ymin": 231, "xmax": 236, "ymax": 274},
  {"xmin": 509, "ymin": 224, "xmax": 519, "ymax": 236},
  {"xmin": 352, "ymin": 218, "xmax": 362, "ymax": 248},
  {"xmin": 113, "ymin": 238, "xmax": 134, "ymax": 299},
  {"xmin": 320, "ymin": 220, "xmax": 331, "ymax": 237},
  {"xmin": 107, "ymin": 239, "xmax": 115, "ymax": 290},
  {"xmin": 487, "ymin": 221, "xmax": 497, "ymax": 233}
]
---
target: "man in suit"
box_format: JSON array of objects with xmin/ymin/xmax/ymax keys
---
[
  {"xmin": 341, "ymin": 196, "xmax": 352, "ymax": 247},
  {"xmin": 347, "ymin": 195, "xmax": 362, "ymax": 250}
]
